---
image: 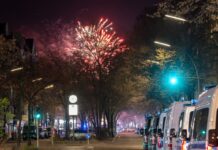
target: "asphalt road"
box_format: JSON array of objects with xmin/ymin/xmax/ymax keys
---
[
  {"xmin": 93, "ymin": 132, "xmax": 143, "ymax": 150},
  {"xmin": 1, "ymin": 131, "xmax": 144, "ymax": 150}
]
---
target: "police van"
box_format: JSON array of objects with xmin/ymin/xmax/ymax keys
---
[
  {"xmin": 188, "ymin": 85, "xmax": 218, "ymax": 150},
  {"xmin": 163, "ymin": 101, "xmax": 190, "ymax": 150},
  {"xmin": 175, "ymin": 105, "xmax": 195, "ymax": 150},
  {"xmin": 156, "ymin": 110, "xmax": 167, "ymax": 149}
]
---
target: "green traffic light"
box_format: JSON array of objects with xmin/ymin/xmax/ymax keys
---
[
  {"xmin": 170, "ymin": 77, "xmax": 177, "ymax": 85},
  {"xmin": 36, "ymin": 114, "xmax": 41, "ymax": 119},
  {"xmin": 201, "ymin": 130, "xmax": 206, "ymax": 135}
]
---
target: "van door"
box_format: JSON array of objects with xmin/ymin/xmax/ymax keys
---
[
  {"xmin": 207, "ymin": 109, "xmax": 218, "ymax": 149},
  {"xmin": 189, "ymin": 108, "xmax": 209, "ymax": 150}
]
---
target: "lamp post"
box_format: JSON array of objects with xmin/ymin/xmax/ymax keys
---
[
  {"xmin": 35, "ymin": 111, "xmax": 41, "ymax": 149},
  {"xmin": 154, "ymin": 40, "xmax": 200, "ymax": 97}
]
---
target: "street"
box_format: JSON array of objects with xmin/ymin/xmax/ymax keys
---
[{"xmin": 0, "ymin": 131, "xmax": 144, "ymax": 150}]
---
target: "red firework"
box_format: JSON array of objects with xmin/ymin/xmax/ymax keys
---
[{"xmin": 74, "ymin": 18, "xmax": 128, "ymax": 74}]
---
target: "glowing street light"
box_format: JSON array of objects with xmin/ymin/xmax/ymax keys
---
[
  {"xmin": 44, "ymin": 84, "xmax": 54, "ymax": 90},
  {"xmin": 32, "ymin": 77, "xmax": 43, "ymax": 83},
  {"xmin": 165, "ymin": 14, "xmax": 187, "ymax": 22},
  {"xmin": 10, "ymin": 67, "xmax": 23, "ymax": 72},
  {"xmin": 154, "ymin": 41, "xmax": 171, "ymax": 47}
]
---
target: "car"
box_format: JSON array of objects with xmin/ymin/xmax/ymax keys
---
[
  {"xmin": 22, "ymin": 125, "xmax": 37, "ymax": 140},
  {"xmin": 39, "ymin": 128, "xmax": 49, "ymax": 139},
  {"xmin": 70, "ymin": 129, "xmax": 96, "ymax": 140}
]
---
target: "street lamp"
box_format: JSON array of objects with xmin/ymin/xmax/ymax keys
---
[
  {"xmin": 32, "ymin": 77, "xmax": 43, "ymax": 83},
  {"xmin": 165, "ymin": 14, "xmax": 187, "ymax": 22},
  {"xmin": 154, "ymin": 40, "xmax": 200, "ymax": 97},
  {"xmin": 154, "ymin": 41, "xmax": 171, "ymax": 47},
  {"xmin": 10, "ymin": 67, "xmax": 23, "ymax": 72},
  {"xmin": 44, "ymin": 84, "xmax": 54, "ymax": 90}
]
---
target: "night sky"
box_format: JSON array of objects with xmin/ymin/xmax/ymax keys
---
[{"xmin": 0, "ymin": 0, "xmax": 157, "ymax": 35}]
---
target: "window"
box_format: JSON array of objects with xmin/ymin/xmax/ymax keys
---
[
  {"xmin": 178, "ymin": 112, "xmax": 184, "ymax": 137},
  {"xmin": 162, "ymin": 117, "xmax": 166, "ymax": 131},
  {"xmin": 188, "ymin": 111, "xmax": 194, "ymax": 133},
  {"xmin": 154, "ymin": 117, "xmax": 160, "ymax": 129},
  {"xmin": 188, "ymin": 111, "xmax": 194, "ymax": 138},
  {"xmin": 216, "ymin": 109, "xmax": 218, "ymax": 129},
  {"xmin": 193, "ymin": 108, "xmax": 209, "ymax": 141}
]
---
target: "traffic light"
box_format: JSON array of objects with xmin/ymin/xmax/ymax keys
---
[
  {"xmin": 169, "ymin": 77, "xmax": 178, "ymax": 85},
  {"xmin": 35, "ymin": 113, "xmax": 41, "ymax": 119},
  {"xmin": 35, "ymin": 106, "xmax": 41, "ymax": 119}
]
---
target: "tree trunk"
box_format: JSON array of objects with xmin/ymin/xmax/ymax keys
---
[
  {"xmin": 17, "ymin": 82, "xmax": 24, "ymax": 148},
  {"xmin": 27, "ymin": 103, "xmax": 32, "ymax": 145},
  {"xmin": 64, "ymin": 104, "xmax": 70, "ymax": 139}
]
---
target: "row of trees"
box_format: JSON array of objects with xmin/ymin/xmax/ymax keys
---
[{"xmin": 1, "ymin": 17, "xmax": 148, "ymax": 145}]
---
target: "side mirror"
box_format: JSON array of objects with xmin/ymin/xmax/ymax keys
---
[
  {"xmin": 208, "ymin": 129, "xmax": 218, "ymax": 147},
  {"xmin": 181, "ymin": 129, "xmax": 187, "ymax": 139},
  {"xmin": 170, "ymin": 128, "xmax": 176, "ymax": 138}
]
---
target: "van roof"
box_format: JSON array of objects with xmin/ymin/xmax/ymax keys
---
[{"xmin": 198, "ymin": 86, "xmax": 217, "ymax": 106}]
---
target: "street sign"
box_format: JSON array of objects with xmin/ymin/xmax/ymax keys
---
[
  {"xmin": 69, "ymin": 104, "xmax": 78, "ymax": 116},
  {"xmin": 69, "ymin": 95, "xmax": 77, "ymax": 103}
]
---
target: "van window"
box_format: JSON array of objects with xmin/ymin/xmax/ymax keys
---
[
  {"xmin": 146, "ymin": 117, "xmax": 152, "ymax": 130},
  {"xmin": 162, "ymin": 117, "xmax": 166, "ymax": 131},
  {"xmin": 164, "ymin": 114, "xmax": 170, "ymax": 137},
  {"xmin": 178, "ymin": 112, "xmax": 184, "ymax": 137},
  {"xmin": 193, "ymin": 108, "xmax": 209, "ymax": 141},
  {"xmin": 188, "ymin": 111, "xmax": 194, "ymax": 138},
  {"xmin": 188, "ymin": 111, "xmax": 194, "ymax": 131},
  {"xmin": 216, "ymin": 109, "xmax": 218, "ymax": 129},
  {"xmin": 154, "ymin": 117, "xmax": 160, "ymax": 129}
]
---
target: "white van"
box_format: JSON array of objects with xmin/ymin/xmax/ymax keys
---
[
  {"xmin": 163, "ymin": 101, "xmax": 190, "ymax": 150},
  {"xmin": 175, "ymin": 105, "xmax": 195, "ymax": 150},
  {"xmin": 188, "ymin": 86, "xmax": 218, "ymax": 150},
  {"xmin": 148, "ymin": 114, "xmax": 160, "ymax": 147},
  {"xmin": 156, "ymin": 110, "xmax": 167, "ymax": 149}
]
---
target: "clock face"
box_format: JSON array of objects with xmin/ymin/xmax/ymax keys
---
[{"xmin": 69, "ymin": 95, "xmax": 77, "ymax": 103}]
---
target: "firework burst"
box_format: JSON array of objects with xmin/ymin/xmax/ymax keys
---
[{"xmin": 74, "ymin": 18, "xmax": 128, "ymax": 74}]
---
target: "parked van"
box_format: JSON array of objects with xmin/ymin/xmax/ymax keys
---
[
  {"xmin": 143, "ymin": 115, "xmax": 152, "ymax": 149},
  {"xmin": 188, "ymin": 86, "xmax": 218, "ymax": 150},
  {"xmin": 163, "ymin": 101, "xmax": 190, "ymax": 150},
  {"xmin": 148, "ymin": 114, "xmax": 160, "ymax": 148},
  {"xmin": 175, "ymin": 105, "xmax": 195, "ymax": 150},
  {"xmin": 156, "ymin": 110, "xmax": 167, "ymax": 149}
]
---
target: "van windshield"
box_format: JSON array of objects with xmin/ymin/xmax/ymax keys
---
[
  {"xmin": 145, "ymin": 117, "xmax": 152, "ymax": 131},
  {"xmin": 193, "ymin": 108, "xmax": 209, "ymax": 141}
]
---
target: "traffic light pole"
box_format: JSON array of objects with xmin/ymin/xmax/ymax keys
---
[{"xmin": 36, "ymin": 119, "xmax": 39, "ymax": 149}]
